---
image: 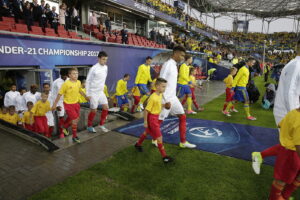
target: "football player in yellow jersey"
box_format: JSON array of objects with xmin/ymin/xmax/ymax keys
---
[
  {"xmin": 232, "ymin": 57, "xmax": 256, "ymax": 120},
  {"xmin": 177, "ymin": 54, "xmax": 195, "ymax": 114},
  {"xmin": 116, "ymin": 74, "xmax": 130, "ymax": 112},
  {"xmin": 181, "ymin": 67, "xmax": 204, "ymax": 111},
  {"xmin": 135, "ymin": 56, "xmax": 153, "ymax": 108}
]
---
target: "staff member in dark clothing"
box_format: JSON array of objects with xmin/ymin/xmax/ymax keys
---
[
  {"xmin": 47, "ymin": 6, "xmax": 58, "ymax": 34},
  {"xmin": 105, "ymin": 17, "xmax": 111, "ymax": 33},
  {"xmin": 12, "ymin": 0, "xmax": 23, "ymax": 23},
  {"xmin": 0, "ymin": 0, "xmax": 10, "ymax": 18},
  {"xmin": 37, "ymin": 0, "xmax": 45, "ymax": 26},
  {"xmin": 23, "ymin": 2, "xmax": 33, "ymax": 31},
  {"xmin": 121, "ymin": 24, "xmax": 128, "ymax": 44},
  {"xmin": 30, "ymin": 0, "xmax": 39, "ymax": 22}
]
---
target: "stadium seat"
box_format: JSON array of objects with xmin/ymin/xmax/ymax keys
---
[
  {"xmin": 92, "ymin": 28, "xmax": 99, "ymax": 36},
  {"xmin": 95, "ymin": 33, "xmax": 104, "ymax": 40},
  {"xmin": 33, "ymin": 22, "xmax": 39, "ymax": 27},
  {"xmin": 44, "ymin": 28, "xmax": 57, "ymax": 37},
  {"xmin": 29, "ymin": 26, "xmax": 44, "ymax": 35},
  {"xmin": 12, "ymin": 24, "xmax": 28, "ymax": 33},
  {"xmin": 58, "ymin": 29, "xmax": 68, "ymax": 35},
  {"xmin": 2, "ymin": 17, "xmax": 15, "ymax": 24},
  {"xmin": 0, "ymin": 24, "xmax": 11, "ymax": 31},
  {"xmin": 70, "ymin": 36, "xmax": 81, "ymax": 40},
  {"xmin": 18, "ymin": 19, "xmax": 25, "ymax": 24},
  {"xmin": 69, "ymin": 31, "xmax": 77, "ymax": 37},
  {"xmin": 107, "ymin": 37, "xmax": 115, "ymax": 43}
]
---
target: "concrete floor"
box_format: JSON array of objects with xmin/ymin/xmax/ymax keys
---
[{"xmin": 0, "ymin": 80, "xmax": 224, "ymax": 200}]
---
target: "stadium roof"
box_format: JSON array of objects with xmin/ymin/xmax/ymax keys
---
[{"xmin": 190, "ymin": 0, "xmax": 300, "ymax": 18}]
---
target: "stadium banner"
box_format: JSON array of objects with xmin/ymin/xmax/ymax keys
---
[
  {"xmin": 0, "ymin": 34, "xmax": 165, "ymax": 91},
  {"xmin": 110, "ymin": 0, "xmax": 186, "ymax": 27}
]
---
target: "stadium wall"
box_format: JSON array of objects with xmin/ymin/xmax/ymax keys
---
[{"xmin": 0, "ymin": 34, "xmax": 166, "ymax": 91}]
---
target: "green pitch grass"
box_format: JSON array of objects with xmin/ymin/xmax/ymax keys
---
[
  {"xmin": 28, "ymin": 76, "xmax": 300, "ymax": 200},
  {"xmin": 191, "ymin": 76, "xmax": 277, "ymax": 129}
]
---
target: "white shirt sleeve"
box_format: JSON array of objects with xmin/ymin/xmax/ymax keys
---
[
  {"xmin": 159, "ymin": 62, "xmax": 171, "ymax": 103},
  {"xmin": 86, "ymin": 66, "xmax": 94, "ymax": 96},
  {"xmin": 4, "ymin": 92, "xmax": 9, "ymax": 107},
  {"xmin": 288, "ymin": 65, "xmax": 300, "ymax": 111}
]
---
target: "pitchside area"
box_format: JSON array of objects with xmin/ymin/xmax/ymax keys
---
[
  {"xmin": 1, "ymin": 77, "xmax": 299, "ymax": 200},
  {"xmin": 27, "ymin": 76, "xmax": 299, "ymax": 200}
]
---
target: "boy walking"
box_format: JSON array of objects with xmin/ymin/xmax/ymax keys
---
[
  {"xmin": 135, "ymin": 78, "xmax": 173, "ymax": 163},
  {"xmin": 267, "ymin": 108, "xmax": 300, "ymax": 200},
  {"xmin": 52, "ymin": 68, "xmax": 88, "ymax": 143},
  {"xmin": 30, "ymin": 93, "xmax": 51, "ymax": 137}
]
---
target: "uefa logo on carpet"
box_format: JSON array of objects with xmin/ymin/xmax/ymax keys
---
[{"xmin": 189, "ymin": 127, "xmax": 223, "ymax": 138}]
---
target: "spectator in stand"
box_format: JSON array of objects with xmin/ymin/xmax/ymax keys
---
[
  {"xmin": 105, "ymin": 16, "xmax": 111, "ymax": 33},
  {"xmin": 47, "ymin": 6, "xmax": 59, "ymax": 34},
  {"xmin": 121, "ymin": 24, "xmax": 128, "ymax": 44},
  {"xmin": 37, "ymin": 0, "xmax": 45, "ymax": 26},
  {"xmin": 89, "ymin": 11, "xmax": 98, "ymax": 29},
  {"xmin": 12, "ymin": 0, "xmax": 23, "ymax": 23},
  {"xmin": 0, "ymin": 0, "xmax": 10, "ymax": 18},
  {"xmin": 59, "ymin": 3, "xmax": 66, "ymax": 29},
  {"xmin": 23, "ymin": 2, "xmax": 33, "ymax": 31},
  {"xmin": 150, "ymin": 28, "xmax": 156, "ymax": 41},
  {"xmin": 40, "ymin": 6, "xmax": 47, "ymax": 32},
  {"xmin": 65, "ymin": 6, "xmax": 71, "ymax": 30},
  {"xmin": 72, "ymin": 5, "xmax": 80, "ymax": 29},
  {"xmin": 30, "ymin": 0, "xmax": 39, "ymax": 22}
]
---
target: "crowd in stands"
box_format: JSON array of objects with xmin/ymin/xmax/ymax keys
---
[
  {"xmin": 0, "ymin": 0, "xmax": 81, "ymax": 37},
  {"xmin": 220, "ymin": 32, "xmax": 298, "ymax": 50}
]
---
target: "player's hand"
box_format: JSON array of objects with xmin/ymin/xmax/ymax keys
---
[
  {"xmin": 165, "ymin": 102, "xmax": 171, "ymax": 109},
  {"xmin": 56, "ymin": 106, "xmax": 62, "ymax": 111},
  {"xmin": 51, "ymin": 105, "xmax": 56, "ymax": 111},
  {"xmin": 122, "ymin": 96, "xmax": 125, "ymax": 99},
  {"xmin": 144, "ymin": 122, "xmax": 148, "ymax": 128}
]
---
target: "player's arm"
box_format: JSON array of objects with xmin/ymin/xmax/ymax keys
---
[
  {"xmin": 232, "ymin": 69, "xmax": 243, "ymax": 89},
  {"xmin": 148, "ymin": 66, "xmax": 153, "ymax": 83},
  {"xmin": 288, "ymin": 74, "xmax": 300, "ymax": 110},
  {"xmin": 52, "ymin": 94, "xmax": 62, "ymax": 111},
  {"xmin": 79, "ymin": 90, "xmax": 89, "ymax": 101},
  {"xmin": 29, "ymin": 105, "xmax": 37, "ymax": 125},
  {"xmin": 144, "ymin": 109, "xmax": 148, "ymax": 128},
  {"xmin": 296, "ymin": 145, "xmax": 300, "ymax": 157},
  {"xmin": 159, "ymin": 64, "xmax": 171, "ymax": 103},
  {"xmin": 85, "ymin": 67, "xmax": 94, "ymax": 97},
  {"xmin": 3, "ymin": 93, "xmax": 8, "ymax": 107}
]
